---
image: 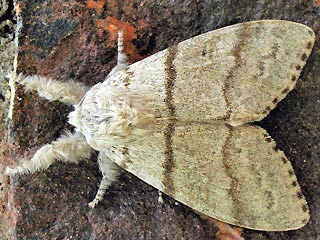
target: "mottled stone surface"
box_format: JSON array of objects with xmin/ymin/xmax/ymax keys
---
[
  {"xmin": 0, "ymin": 0, "xmax": 19, "ymax": 239},
  {"xmin": 2, "ymin": 0, "xmax": 320, "ymax": 239}
]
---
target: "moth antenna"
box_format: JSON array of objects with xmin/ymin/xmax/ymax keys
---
[
  {"xmin": 107, "ymin": 30, "xmax": 129, "ymax": 77},
  {"xmin": 117, "ymin": 30, "xmax": 128, "ymax": 66}
]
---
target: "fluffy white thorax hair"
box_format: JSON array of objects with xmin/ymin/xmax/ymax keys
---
[{"xmin": 68, "ymin": 82, "xmax": 155, "ymax": 151}]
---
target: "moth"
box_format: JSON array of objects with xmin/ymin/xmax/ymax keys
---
[{"xmin": 6, "ymin": 20, "xmax": 315, "ymax": 232}]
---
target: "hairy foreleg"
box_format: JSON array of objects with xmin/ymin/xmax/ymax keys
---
[
  {"xmin": 107, "ymin": 31, "xmax": 129, "ymax": 77},
  {"xmin": 5, "ymin": 131, "xmax": 92, "ymax": 176},
  {"xmin": 10, "ymin": 73, "xmax": 89, "ymax": 105},
  {"xmin": 88, "ymin": 152, "xmax": 120, "ymax": 208}
]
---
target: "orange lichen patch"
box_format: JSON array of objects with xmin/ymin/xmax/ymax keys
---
[
  {"xmin": 96, "ymin": 16, "xmax": 142, "ymax": 61},
  {"xmin": 87, "ymin": 0, "xmax": 105, "ymax": 15},
  {"xmin": 15, "ymin": 3, "xmax": 22, "ymax": 14},
  {"xmin": 96, "ymin": 16, "xmax": 136, "ymax": 41},
  {"xmin": 200, "ymin": 214, "xmax": 244, "ymax": 240}
]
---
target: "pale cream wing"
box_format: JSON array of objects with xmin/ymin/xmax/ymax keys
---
[
  {"xmin": 106, "ymin": 123, "xmax": 309, "ymax": 231},
  {"xmin": 105, "ymin": 20, "xmax": 315, "ymax": 125}
]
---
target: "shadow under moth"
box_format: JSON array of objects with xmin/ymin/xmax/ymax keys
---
[{"xmin": 6, "ymin": 20, "xmax": 315, "ymax": 232}]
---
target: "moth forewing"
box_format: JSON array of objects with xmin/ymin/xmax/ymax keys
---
[
  {"xmin": 98, "ymin": 20, "xmax": 315, "ymax": 231},
  {"xmin": 106, "ymin": 20, "xmax": 315, "ymax": 125}
]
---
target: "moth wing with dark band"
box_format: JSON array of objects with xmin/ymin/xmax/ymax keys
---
[
  {"xmin": 105, "ymin": 20, "xmax": 315, "ymax": 125},
  {"xmin": 106, "ymin": 123, "xmax": 309, "ymax": 231}
]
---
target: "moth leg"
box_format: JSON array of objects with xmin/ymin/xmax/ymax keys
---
[
  {"xmin": 88, "ymin": 152, "xmax": 120, "ymax": 208},
  {"xmin": 107, "ymin": 31, "xmax": 129, "ymax": 77},
  {"xmin": 5, "ymin": 131, "xmax": 92, "ymax": 176},
  {"xmin": 158, "ymin": 190, "xmax": 164, "ymax": 203},
  {"xmin": 9, "ymin": 72, "xmax": 89, "ymax": 105}
]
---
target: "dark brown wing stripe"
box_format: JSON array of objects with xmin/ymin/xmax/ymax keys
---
[
  {"xmin": 222, "ymin": 24, "xmax": 252, "ymax": 121},
  {"xmin": 221, "ymin": 125, "xmax": 247, "ymax": 225},
  {"xmin": 162, "ymin": 45, "xmax": 178, "ymax": 195}
]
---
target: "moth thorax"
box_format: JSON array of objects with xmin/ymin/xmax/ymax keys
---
[{"xmin": 68, "ymin": 91, "xmax": 156, "ymax": 146}]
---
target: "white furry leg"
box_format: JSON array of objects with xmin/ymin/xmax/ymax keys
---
[
  {"xmin": 107, "ymin": 31, "xmax": 129, "ymax": 77},
  {"xmin": 5, "ymin": 131, "xmax": 92, "ymax": 176},
  {"xmin": 88, "ymin": 152, "xmax": 120, "ymax": 208},
  {"xmin": 11, "ymin": 73, "xmax": 89, "ymax": 105}
]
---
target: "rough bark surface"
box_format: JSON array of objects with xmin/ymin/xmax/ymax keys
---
[{"xmin": 1, "ymin": 0, "xmax": 319, "ymax": 239}]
